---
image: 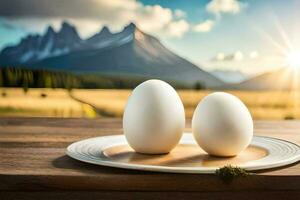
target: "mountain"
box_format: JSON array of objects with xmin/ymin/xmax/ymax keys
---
[
  {"xmin": 211, "ymin": 70, "xmax": 247, "ymax": 83},
  {"xmin": 0, "ymin": 22, "xmax": 82, "ymax": 64},
  {"xmin": 0, "ymin": 22, "xmax": 223, "ymax": 88},
  {"xmin": 233, "ymin": 67, "xmax": 298, "ymax": 90}
]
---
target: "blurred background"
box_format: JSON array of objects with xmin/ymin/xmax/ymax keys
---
[{"xmin": 0, "ymin": 0, "xmax": 300, "ymax": 120}]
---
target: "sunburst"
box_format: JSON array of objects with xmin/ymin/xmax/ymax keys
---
[
  {"xmin": 254, "ymin": 11, "xmax": 300, "ymax": 118},
  {"xmin": 286, "ymin": 51, "xmax": 300, "ymax": 70}
]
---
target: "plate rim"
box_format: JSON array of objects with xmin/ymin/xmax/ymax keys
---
[{"xmin": 66, "ymin": 133, "xmax": 300, "ymax": 174}]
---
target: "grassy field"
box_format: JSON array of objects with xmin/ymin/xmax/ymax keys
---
[
  {"xmin": 72, "ymin": 89, "xmax": 300, "ymax": 120},
  {"xmin": 0, "ymin": 88, "xmax": 96, "ymax": 118},
  {"xmin": 1, "ymin": 88, "xmax": 300, "ymax": 120}
]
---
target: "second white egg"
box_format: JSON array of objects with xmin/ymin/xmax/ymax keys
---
[{"xmin": 192, "ymin": 92, "xmax": 253, "ymax": 157}]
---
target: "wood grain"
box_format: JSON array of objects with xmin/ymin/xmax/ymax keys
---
[
  {"xmin": 0, "ymin": 117, "xmax": 299, "ymax": 198},
  {"xmin": 1, "ymin": 191, "xmax": 300, "ymax": 200}
]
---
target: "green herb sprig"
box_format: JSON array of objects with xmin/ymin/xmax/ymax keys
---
[{"xmin": 216, "ymin": 165, "xmax": 250, "ymax": 183}]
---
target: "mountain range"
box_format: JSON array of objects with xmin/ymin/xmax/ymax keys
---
[
  {"xmin": 0, "ymin": 22, "xmax": 223, "ymax": 88},
  {"xmin": 232, "ymin": 67, "xmax": 299, "ymax": 90}
]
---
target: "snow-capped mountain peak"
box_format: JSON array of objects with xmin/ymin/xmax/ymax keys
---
[
  {"xmin": 85, "ymin": 23, "xmax": 142, "ymax": 49},
  {"xmin": 58, "ymin": 22, "xmax": 81, "ymax": 41},
  {"xmin": 99, "ymin": 26, "xmax": 111, "ymax": 36},
  {"xmin": 0, "ymin": 22, "xmax": 150, "ymax": 65},
  {"xmin": 123, "ymin": 22, "xmax": 136, "ymax": 32},
  {"xmin": 0, "ymin": 22, "xmax": 84, "ymax": 64}
]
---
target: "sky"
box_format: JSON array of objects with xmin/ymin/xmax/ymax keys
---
[{"xmin": 0, "ymin": 0, "xmax": 300, "ymax": 75}]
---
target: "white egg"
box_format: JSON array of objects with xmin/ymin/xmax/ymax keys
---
[
  {"xmin": 192, "ymin": 92, "xmax": 253, "ymax": 157},
  {"xmin": 123, "ymin": 79, "xmax": 185, "ymax": 154}
]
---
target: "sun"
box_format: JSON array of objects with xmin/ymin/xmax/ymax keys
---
[{"xmin": 286, "ymin": 51, "xmax": 300, "ymax": 69}]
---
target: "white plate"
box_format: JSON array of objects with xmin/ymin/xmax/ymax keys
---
[{"xmin": 66, "ymin": 133, "xmax": 300, "ymax": 174}]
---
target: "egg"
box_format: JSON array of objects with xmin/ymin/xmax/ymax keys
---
[
  {"xmin": 123, "ymin": 79, "xmax": 185, "ymax": 154},
  {"xmin": 192, "ymin": 92, "xmax": 253, "ymax": 157}
]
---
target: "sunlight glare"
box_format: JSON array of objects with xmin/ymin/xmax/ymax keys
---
[{"xmin": 286, "ymin": 51, "xmax": 300, "ymax": 69}]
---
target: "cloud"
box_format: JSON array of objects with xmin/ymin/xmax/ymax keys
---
[
  {"xmin": 212, "ymin": 51, "xmax": 259, "ymax": 62},
  {"xmin": 206, "ymin": 0, "xmax": 244, "ymax": 16},
  {"xmin": 212, "ymin": 51, "xmax": 244, "ymax": 62},
  {"xmin": 0, "ymin": 0, "xmax": 189, "ymax": 38},
  {"xmin": 193, "ymin": 20, "xmax": 215, "ymax": 32},
  {"xmin": 215, "ymin": 53, "xmax": 225, "ymax": 61},
  {"xmin": 4, "ymin": 18, "xmax": 62, "ymax": 32},
  {"xmin": 161, "ymin": 20, "xmax": 189, "ymax": 38},
  {"xmin": 193, "ymin": 0, "xmax": 246, "ymax": 34},
  {"xmin": 133, "ymin": 5, "xmax": 189, "ymax": 38},
  {"xmin": 233, "ymin": 51, "xmax": 244, "ymax": 61},
  {"xmin": 249, "ymin": 51, "xmax": 259, "ymax": 59},
  {"xmin": 0, "ymin": 18, "xmax": 20, "ymax": 30},
  {"xmin": 174, "ymin": 9, "xmax": 186, "ymax": 18}
]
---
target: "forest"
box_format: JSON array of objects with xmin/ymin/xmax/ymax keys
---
[{"xmin": 0, "ymin": 67, "xmax": 204, "ymax": 90}]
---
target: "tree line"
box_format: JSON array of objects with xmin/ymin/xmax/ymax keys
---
[
  {"xmin": 0, "ymin": 67, "xmax": 79, "ymax": 91},
  {"xmin": 0, "ymin": 67, "xmax": 155, "ymax": 90},
  {"xmin": 0, "ymin": 67, "xmax": 205, "ymax": 90}
]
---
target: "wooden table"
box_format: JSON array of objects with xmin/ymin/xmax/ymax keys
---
[{"xmin": 0, "ymin": 118, "xmax": 299, "ymax": 199}]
